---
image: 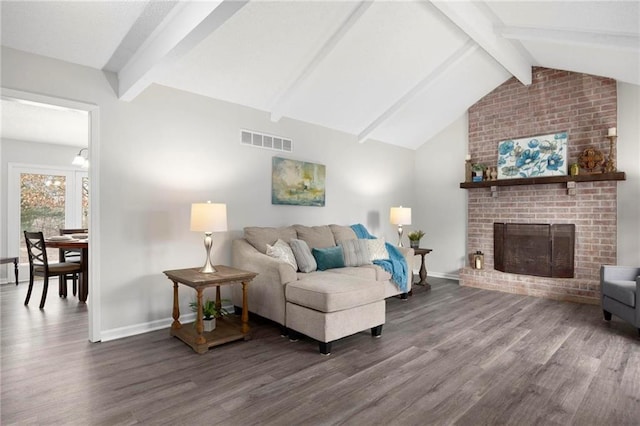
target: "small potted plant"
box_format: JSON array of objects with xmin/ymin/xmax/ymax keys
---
[
  {"xmin": 472, "ymin": 163, "xmax": 487, "ymax": 182},
  {"xmin": 189, "ymin": 298, "xmax": 230, "ymax": 332},
  {"xmin": 407, "ymin": 230, "xmax": 425, "ymax": 249}
]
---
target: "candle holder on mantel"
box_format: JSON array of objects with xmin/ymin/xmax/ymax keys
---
[
  {"xmin": 604, "ymin": 134, "xmax": 617, "ymax": 173},
  {"xmin": 465, "ymin": 159, "xmax": 473, "ymax": 182}
]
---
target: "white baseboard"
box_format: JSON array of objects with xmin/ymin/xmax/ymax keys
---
[
  {"xmin": 428, "ymin": 271, "xmax": 460, "ymax": 281},
  {"xmin": 100, "ymin": 301, "xmax": 236, "ymax": 342},
  {"xmin": 413, "ymin": 269, "xmax": 459, "ymax": 281},
  {"xmin": 100, "ymin": 312, "xmax": 197, "ymax": 342}
]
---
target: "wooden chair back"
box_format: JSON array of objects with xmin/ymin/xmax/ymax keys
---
[
  {"xmin": 58, "ymin": 228, "xmax": 87, "ymax": 262},
  {"xmin": 24, "ymin": 231, "xmax": 49, "ymax": 273}
]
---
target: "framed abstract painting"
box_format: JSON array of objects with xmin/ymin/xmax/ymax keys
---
[
  {"xmin": 497, "ymin": 132, "xmax": 568, "ymax": 179},
  {"xmin": 272, "ymin": 157, "xmax": 326, "ymax": 206}
]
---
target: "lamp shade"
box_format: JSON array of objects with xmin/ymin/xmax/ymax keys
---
[
  {"xmin": 72, "ymin": 154, "xmax": 85, "ymax": 166},
  {"xmin": 190, "ymin": 202, "xmax": 228, "ymax": 232},
  {"xmin": 390, "ymin": 206, "xmax": 411, "ymax": 225},
  {"xmin": 72, "ymin": 148, "xmax": 88, "ymax": 167}
]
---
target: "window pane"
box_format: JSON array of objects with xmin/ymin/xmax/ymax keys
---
[
  {"xmin": 20, "ymin": 173, "xmax": 66, "ymax": 263},
  {"xmin": 81, "ymin": 176, "xmax": 89, "ymax": 229}
]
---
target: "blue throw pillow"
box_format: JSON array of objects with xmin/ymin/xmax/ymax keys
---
[{"xmin": 312, "ymin": 246, "xmax": 345, "ymax": 271}]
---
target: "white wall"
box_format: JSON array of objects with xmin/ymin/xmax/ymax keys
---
[
  {"xmin": 1, "ymin": 47, "xmax": 414, "ymax": 338},
  {"xmin": 413, "ymin": 114, "xmax": 468, "ymax": 279},
  {"xmin": 0, "ymin": 139, "xmax": 82, "ymax": 281},
  {"xmin": 617, "ymin": 82, "xmax": 640, "ymax": 266}
]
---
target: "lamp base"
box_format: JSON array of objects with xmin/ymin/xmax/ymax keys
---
[
  {"xmin": 200, "ymin": 261, "xmax": 218, "ymax": 274},
  {"xmin": 397, "ymin": 225, "xmax": 404, "ymax": 247},
  {"xmin": 200, "ymin": 232, "xmax": 218, "ymax": 273}
]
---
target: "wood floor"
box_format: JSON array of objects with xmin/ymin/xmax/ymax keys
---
[{"xmin": 2, "ymin": 278, "xmax": 639, "ymax": 425}]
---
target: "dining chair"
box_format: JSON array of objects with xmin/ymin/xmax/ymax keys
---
[
  {"xmin": 58, "ymin": 228, "xmax": 87, "ymax": 261},
  {"xmin": 24, "ymin": 231, "xmax": 83, "ymax": 309},
  {"xmin": 58, "ymin": 228, "xmax": 87, "ymax": 295}
]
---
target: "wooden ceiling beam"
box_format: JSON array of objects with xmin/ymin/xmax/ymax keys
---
[
  {"xmin": 357, "ymin": 40, "xmax": 478, "ymax": 144},
  {"xmin": 499, "ymin": 26, "xmax": 640, "ymax": 52},
  {"xmin": 269, "ymin": 1, "xmax": 372, "ymax": 122},
  {"xmin": 429, "ymin": 0, "xmax": 532, "ymax": 86},
  {"xmin": 117, "ymin": 1, "xmax": 247, "ymax": 101}
]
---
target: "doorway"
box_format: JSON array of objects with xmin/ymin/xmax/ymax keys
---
[{"xmin": 1, "ymin": 88, "xmax": 100, "ymax": 342}]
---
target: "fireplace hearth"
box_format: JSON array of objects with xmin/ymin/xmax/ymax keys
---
[{"xmin": 494, "ymin": 223, "xmax": 575, "ymax": 278}]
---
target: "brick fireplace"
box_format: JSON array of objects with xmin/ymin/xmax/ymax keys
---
[{"xmin": 459, "ymin": 67, "xmax": 619, "ymax": 304}]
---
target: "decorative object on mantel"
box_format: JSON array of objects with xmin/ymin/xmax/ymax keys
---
[
  {"xmin": 465, "ymin": 154, "xmax": 472, "ymax": 182},
  {"xmin": 578, "ymin": 147, "xmax": 605, "ymax": 173},
  {"xmin": 603, "ymin": 127, "xmax": 617, "ymax": 173},
  {"xmin": 473, "ymin": 251, "xmax": 484, "ymax": 269},
  {"xmin": 407, "ymin": 230, "xmax": 425, "ymax": 249},
  {"xmin": 489, "ymin": 166, "xmax": 498, "ymax": 181},
  {"xmin": 471, "ymin": 163, "xmax": 486, "ymax": 182},
  {"xmin": 390, "ymin": 206, "xmax": 412, "ymax": 247},
  {"xmin": 570, "ymin": 163, "xmax": 580, "ymax": 176},
  {"xmin": 191, "ymin": 201, "xmax": 228, "ymax": 273},
  {"xmin": 497, "ymin": 132, "xmax": 568, "ymax": 179},
  {"xmin": 272, "ymin": 157, "xmax": 326, "ymax": 206}
]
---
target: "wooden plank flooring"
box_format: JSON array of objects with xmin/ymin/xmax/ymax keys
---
[{"xmin": 2, "ymin": 278, "xmax": 639, "ymax": 425}]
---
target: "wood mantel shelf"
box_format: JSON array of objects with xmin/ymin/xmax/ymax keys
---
[{"xmin": 460, "ymin": 172, "xmax": 626, "ymax": 189}]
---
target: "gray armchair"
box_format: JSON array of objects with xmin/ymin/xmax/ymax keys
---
[{"xmin": 600, "ymin": 265, "xmax": 640, "ymax": 336}]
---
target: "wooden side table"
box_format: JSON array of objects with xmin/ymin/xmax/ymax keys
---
[
  {"xmin": 163, "ymin": 265, "xmax": 257, "ymax": 354},
  {"xmin": 1, "ymin": 257, "xmax": 19, "ymax": 286},
  {"xmin": 413, "ymin": 248, "xmax": 433, "ymax": 290}
]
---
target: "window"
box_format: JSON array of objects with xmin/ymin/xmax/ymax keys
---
[{"xmin": 8, "ymin": 164, "xmax": 88, "ymax": 268}]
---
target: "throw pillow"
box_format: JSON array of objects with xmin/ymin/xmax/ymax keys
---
[
  {"xmin": 289, "ymin": 239, "xmax": 317, "ymax": 273},
  {"xmin": 367, "ymin": 238, "xmax": 388, "ymax": 261},
  {"xmin": 312, "ymin": 246, "xmax": 345, "ymax": 271},
  {"xmin": 338, "ymin": 239, "xmax": 372, "ymax": 267},
  {"xmin": 244, "ymin": 226, "xmax": 296, "ymax": 254},
  {"xmin": 266, "ymin": 239, "xmax": 298, "ymax": 271},
  {"xmin": 293, "ymin": 225, "xmax": 336, "ymax": 249},
  {"xmin": 329, "ymin": 224, "xmax": 357, "ymax": 242}
]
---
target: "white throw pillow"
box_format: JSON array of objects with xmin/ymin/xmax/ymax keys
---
[
  {"xmin": 266, "ymin": 239, "xmax": 298, "ymax": 271},
  {"xmin": 367, "ymin": 238, "xmax": 388, "ymax": 261}
]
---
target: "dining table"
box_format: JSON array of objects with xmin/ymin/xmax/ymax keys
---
[{"xmin": 44, "ymin": 239, "xmax": 89, "ymax": 302}]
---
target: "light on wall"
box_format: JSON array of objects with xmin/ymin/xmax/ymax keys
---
[
  {"xmin": 390, "ymin": 206, "xmax": 411, "ymax": 247},
  {"xmin": 72, "ymin": 148, "xmax": 89, "ymax": 168},
  {"xmin": 190, "ymin": 201, "xmax": 228, "ymax": 273}
]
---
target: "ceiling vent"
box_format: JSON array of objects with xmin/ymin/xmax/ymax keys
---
[{"xmin": 241, "ymin": 129, "xmax": 292, "ymax": 153}]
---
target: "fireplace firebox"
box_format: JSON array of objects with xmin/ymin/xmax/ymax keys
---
[{"xmin": 494, "ymin": 223, "xmax": 575, "ymax": 278}]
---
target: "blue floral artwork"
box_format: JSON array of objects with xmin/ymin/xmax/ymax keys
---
[{"xmin": 497, "ymin": 132, "xmax": 568, "ymax": 179}]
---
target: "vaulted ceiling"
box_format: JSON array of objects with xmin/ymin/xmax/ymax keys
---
[{"xmin": 1, "ymin": 1, "xmax": 638, "ymax": 150}]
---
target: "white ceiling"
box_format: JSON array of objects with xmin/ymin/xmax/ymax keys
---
[
  {"xmin": 1, "ymin": 1, "xmax": 638, "ymax": 150},
  {"xmin": 0, "ymin": 98, "xmax": 88, "ymax": 147}
]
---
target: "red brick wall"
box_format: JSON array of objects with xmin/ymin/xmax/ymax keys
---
[{"xmin": 459, "ymin": 67, "xmax": 618, "ymax": 304}]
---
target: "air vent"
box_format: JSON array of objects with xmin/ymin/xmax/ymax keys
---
[{"xmin": 240, "ymin": 130, "xmax": 292, "ymax": 153}]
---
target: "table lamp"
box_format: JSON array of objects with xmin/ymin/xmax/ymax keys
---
[
  {"xmin": 191, "ymin": 201, "xmax": 228, "ymax": 273},
  {"xmin": 390, "ymin": 206, "xmax": 411, "ymax": 247}
]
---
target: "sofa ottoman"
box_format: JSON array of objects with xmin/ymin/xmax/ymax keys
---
[{"xmin": 285, "ymin": 271, "xmax": 386, "ymax": 355}]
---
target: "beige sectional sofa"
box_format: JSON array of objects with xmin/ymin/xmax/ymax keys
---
[{"xmin": 231, "ymin": 224, "xmax": 413, "ymax": 354}]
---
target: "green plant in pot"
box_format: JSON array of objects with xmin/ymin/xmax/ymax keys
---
[
  {"xmin": 407, "ymin": 230, "xmax": 425, "ymax": 249},
  {"xmin": 472, "ymin": 163, "xmax": 487, "ymax": 181},
  {"xmin": 189, "ymin": 298, "xmax": 230, "ymax": 332}
]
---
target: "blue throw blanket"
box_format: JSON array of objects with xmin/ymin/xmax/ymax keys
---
[
  {"xmin": 350, "ymin": 224, "xmax": 409, "ymax": 293},
  {"xmin": 351, "ymin": 223, "xmax": 376, "ymax": 239}
]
